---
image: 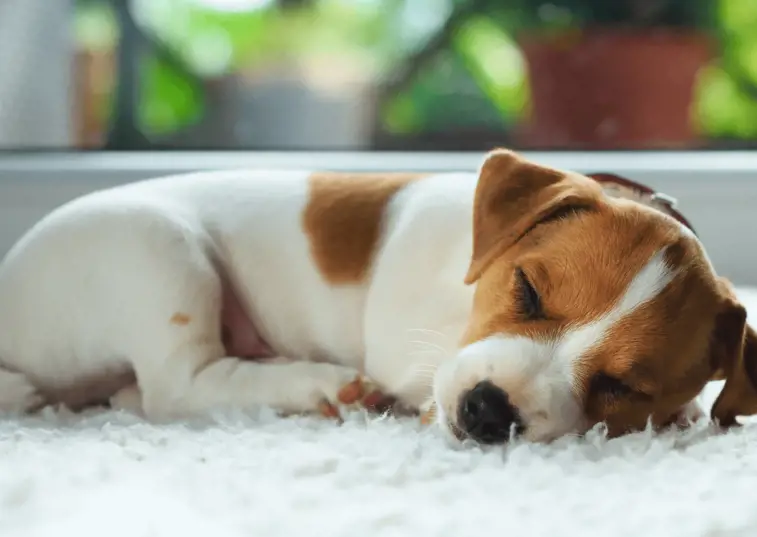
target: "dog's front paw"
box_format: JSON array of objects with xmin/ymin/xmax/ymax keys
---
[
  {"xmin": 0, "ymin": 370, "xmax": 46, "ymax": 415},
  {"xmin": 326, "ymin": 375, "xmax": 396, "ymax": 418},
  {"xmin": 295, "ymin": 363, "xmax": 393, "ymax": 421}
]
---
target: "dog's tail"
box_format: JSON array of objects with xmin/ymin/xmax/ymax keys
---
[{"xmin": 0, "ymin": 363, "xmax": 45, "ymax": 415}]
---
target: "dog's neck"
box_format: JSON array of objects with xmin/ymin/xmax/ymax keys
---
[{"xmin": 589, "ymin": 173, "xmax": 695, "ymax": 234}]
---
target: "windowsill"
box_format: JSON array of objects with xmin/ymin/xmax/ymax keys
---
[
  {"xmin": 0, "ymin": 150, "xmax": 755, "ymax": 285},
  {"xmin": 1, "ymin": 150, "xmax": 757, "ymax": 173}
]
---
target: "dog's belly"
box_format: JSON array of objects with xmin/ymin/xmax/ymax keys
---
[
  {"xmin": 227, "ymin": 270, "xmax": 368, "ymax": 369},
  {"xmin": 206, "ymin": 189, "xmax": 370, "ymax": 369},
  {"xmin": 220, "ymin": 279, "xmax": 274, "ymax": 359}
]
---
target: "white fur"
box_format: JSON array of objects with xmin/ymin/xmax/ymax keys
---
[
  {"xmin": 0, "ymin": 166, "xmax": 686, "ymax": 441},
  {"xmin": 433, "ymin": 247, "xmax": 677, "ymax": 442},
  {"xmin": 0, "ymin": 170, "xmax": 477, "ymax": 420}
]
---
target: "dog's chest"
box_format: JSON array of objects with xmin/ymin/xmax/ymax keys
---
[
  {"xmin": 198, "ymin": 172, "xmax": 478, "ymax": 388},
  {"xmin": 203, "ymin": 177, "xmax": 370, "ymax": 368}
]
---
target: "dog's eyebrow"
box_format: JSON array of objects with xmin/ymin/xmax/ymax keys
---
[{"xmin": 519, "ymin": 203, "xmax": 594, "ymax": 243}]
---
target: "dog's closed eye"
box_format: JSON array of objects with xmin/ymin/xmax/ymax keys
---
[
  {"xmin": 515, "ymin": 268, "xmax": 544, "ymax": 321},
  {"xmin": 589, "ymin": 372, "xmax": 653, "ymax": 401},
  {"xmin": 590, "ymin": 372, "xmax": 632, "ymax": 398}
]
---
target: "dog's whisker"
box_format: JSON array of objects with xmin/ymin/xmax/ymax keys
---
[
  {"xmin": 409, "ymin": 373, "xmax": 435, "ymax": 384},
  {"xmin": 407, "ymin": 349, "xmax": 439, "ymax": 362},
  {"xmin": 407, "ymin": 328, "xmax": 450, "ymax": 343},
  {"xmin": 406, "ymin": 369, "xmax": 435, "ymax": 380},
  {"xmin": 406, "ymin": 349, "xmax": 448, "ymax": 361},
  {"xmin": 409, "ymin": 340, "xmax": 449, "ymax": 357},
  {"xmin": 408, "ymin": 341, "xmax": 443, "ymax": 352},
  {"xmin": 414, "ymin": 364, "xmax": 438, "ymax": 371},
  {"xmin": 407, "ymin": 364, "xmax": 438, "ymax": 374},
  {"xmin": 407, "ymin": 348, "xmax": 441, "ymax": 356},
  {"xmin": 412, "ymin": 362, "xmax": 439, "ymax": 376},
  {"xmin": 403, "ymin": 377, "xmax": 435, "ymax": 396},
  {"xmin": 406, "ymin": 352, "xmax": 443, "ymax": 363}
]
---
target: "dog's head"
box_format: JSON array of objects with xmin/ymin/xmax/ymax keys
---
[{"xmin": 433, "ymin": 149, "xmax": 757, "ymax": 443}]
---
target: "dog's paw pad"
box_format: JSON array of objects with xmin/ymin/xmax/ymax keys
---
[
  {"xmin": 323, "ymin": 374, "xmax": 399, "ymax": 419},
  {"xmin": 317, "ymin": 399, "xmax": 343, "ymax": 422},
  {"xmin": 337, "ymin": 376, "xmax": 367, "ymax": 405},
  {"xmin": 361, "ymin": 389, "xmax": 396, "ymax": 414}
]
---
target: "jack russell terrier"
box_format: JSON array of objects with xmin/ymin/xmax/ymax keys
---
[{"xmin": 0, "ymin": 149, "xmax": 755, "ymax": 443}]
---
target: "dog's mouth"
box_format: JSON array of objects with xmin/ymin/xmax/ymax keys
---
[{"xmin": 446, "ymin": 419, "xmax": 468, "ymax": 442}]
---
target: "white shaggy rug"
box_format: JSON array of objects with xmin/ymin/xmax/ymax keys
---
[{"xmin": 2, "ymin": 290, "xmax": 757, "ymax": 537}]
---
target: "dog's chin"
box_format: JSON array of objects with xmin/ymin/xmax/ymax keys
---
[
  {"xmin": 433, "ymin": 399, "xmax": 705, "ymax": 445},
  {"xmin": 432, "ymin": 393, "xmax": 591, "ymax": 446},
  {"xmin": 430, "ymin": 404, "xmax": 466, "ymax": 443},
  {"xmin": 444, "ymin": 419, "xmax": 468, "ymax": 442},
  {"xmin": 431, "ymin": 336, "xmax": 592, "ymax": 444}
]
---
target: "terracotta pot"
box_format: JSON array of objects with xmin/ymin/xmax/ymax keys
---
[{"xmin": 516, "ymin": 30, "xmax": 713, "ymax": 149}]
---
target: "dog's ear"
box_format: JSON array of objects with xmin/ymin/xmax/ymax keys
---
[
  {"xmin": 710, "ymin": 279, "xmax": 757, "ymax": 427},
  {"xmin": 465, "ymin": 149, "xmax": 602, "ymax": 284}
]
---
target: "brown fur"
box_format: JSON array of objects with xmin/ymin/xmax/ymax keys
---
[
  {"xmin": 709, "ymin": 281, "xmax": 757, "ymax": 426},
  {"xmin": 578, "ymin": 245, "xmax": 719, "ymax": 436},
  {"xmin": 460, "ymin": 149, "xmax": 757, "ymax": 437},
  {"xmin": 170, "ymin": 312, "xmax": 191, "ymax": 326},
  {"xmin": 302, "ymin": 172, "xmax": 426, "ymax": 284}
]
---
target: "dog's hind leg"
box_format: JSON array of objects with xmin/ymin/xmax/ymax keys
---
[
  {"xmin": 109, "ymin": 383, "xmax": 144, "ymax": 416},
  {"xmin": 97, "ymin": 212, "xmax": 369, "ymax": 422},
  {"xmin": 0, "ymin": 366, "xmax": 45, "ymax": 415}
]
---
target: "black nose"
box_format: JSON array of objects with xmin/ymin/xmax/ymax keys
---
[{"xmin": 458, "ymin": 381, "xmax": 523, "ymax": 444}]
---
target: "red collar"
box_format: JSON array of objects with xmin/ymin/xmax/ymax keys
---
[{"xmin": 587, "ymin": 172, "xmax": 696, "ymax": 235}]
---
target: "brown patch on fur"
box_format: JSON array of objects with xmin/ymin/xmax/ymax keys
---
[
  {"xmin": 303, "ymin": 172, "xmax": 426, "ymax": 284},
  {"xmin": 460, "ymin": 149, "xmax": 730, "ymax": 438},
  {"xmin": 337, "ymin": 376, "xmax": 366, "ymax": 404},
  {"xmin": 578, "ymin": 247, "xmax": 720, "ymax": 436},
  {"xmin": 709, "ymin": 286, "xmax": 757, "ymax": 427},
  {"xmin": 170, "ymin": 312, "xmax": 191, "ymax": 326},
  {"xmin": 464, "ymin": 150, "xmax": 604, "ymax": 284}
]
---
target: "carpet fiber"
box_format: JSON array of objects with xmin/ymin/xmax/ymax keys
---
[{"xmin": 2, "ymin": 289, "xmax": 757, "ymax": 537}]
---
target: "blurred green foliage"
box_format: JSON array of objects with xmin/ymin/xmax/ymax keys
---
[
  {"xmin": 74, "ymin": 0, "xmax": 757, "ymax": 144},
  {"xmin": 697, "ymin": 0, "xmax": 757, "ymax": 138},
  {"xmin": 384, "ymin": 15, "xmax": 529, "ymax": 135}
]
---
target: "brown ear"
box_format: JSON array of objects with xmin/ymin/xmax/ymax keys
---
[
  {"xmin": 465, "ymin": 149, "xmax": 602, "ymax": 284},
  {"xmin": 709, "ymin": 281, "xmax": 757, "ymax": 427}
]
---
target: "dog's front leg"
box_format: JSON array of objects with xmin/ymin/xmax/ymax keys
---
[{"xmin": 126, "ymin": 344, "xmax": 377, "ymax": 421}]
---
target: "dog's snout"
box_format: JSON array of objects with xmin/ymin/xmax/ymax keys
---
[{"xmin": 458, "ymin": 381, "xmax": 522, "ymax": 444}]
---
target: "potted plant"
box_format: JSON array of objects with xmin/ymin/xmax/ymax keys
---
[{"xmin": 509, "ymin": 0, "xmax": 716, "ymax": 149}]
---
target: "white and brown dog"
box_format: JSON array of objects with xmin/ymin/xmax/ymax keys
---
[{"xmin": 0, "ymin": 149, "xmax": 755, "ymax": 443}]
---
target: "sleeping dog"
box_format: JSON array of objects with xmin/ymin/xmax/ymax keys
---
[{"xmin": 0, "ymin": 149, "xmax": 754, "ymax": 443}]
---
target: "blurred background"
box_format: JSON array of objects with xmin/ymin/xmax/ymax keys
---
[{"xmin": 1, "ymin": 0, "xmax": 756, "ymax": 151}]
